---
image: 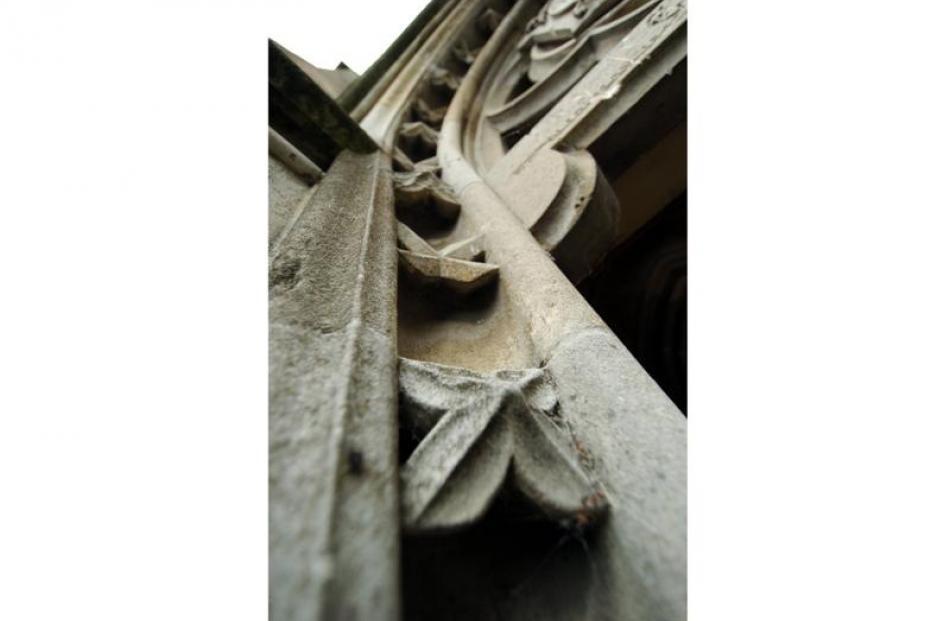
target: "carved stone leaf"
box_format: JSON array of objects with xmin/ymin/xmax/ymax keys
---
[
  {"xmin": 487, "ymin": 0, "xmax": 662, "ymax": 134},
  {"xmin": 398, "ymin": 358, "xmax": 604, "ymax": 534},
  {"xmin": 401, "ymin": 398, "xmax": 512, "ymax": 532},
  {"xmin": 511, "ymin": 403, "xmax": 599, "ymax": 516},
  {"xmin": 399, "ymin": 357, "xmax": 500, "ymax": 434}
]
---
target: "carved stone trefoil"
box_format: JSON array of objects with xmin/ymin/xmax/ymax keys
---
[{"xmin": 398, "ymin": 357, "xmax": 607, "ymax": 534}]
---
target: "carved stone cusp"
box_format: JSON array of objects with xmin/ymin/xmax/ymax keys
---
[
  {"xmin": 397, "ymin": 223, "xmax": 485, "ymax": 264},
  {"xmin": 398, "ymin": 250, "xmax": 499, "ymax": 294},
  {"xmin": 393, "ymin": 168, "xmax": 461, "ymax": 232},
  {"xmin": 429, "ymin": 66, "xmax": 461, "ymax": 94},
  {"xmin": 398, "ymin": 121, "xmax": 441, "ymax": 162},
  {"xmin": 478, "ymin": 8, "xmax": 504, "ymax": 35},
  {"xmin": 398, "ymin": 358, "xmax": 605, "ymax": 534},
  {"xmin": 438, "ymin": 234, "xmax": 486, "ymax": 262},
  {"xmin": 412, "ymin": 98, "xmax": 447, "ymax": 127},
  {"xmin": 452, "ymin": 40, "xmax": 483, "ymax": 67},
  {"xmin": 396, "ymin": 221, "xmax": 438, "ymax": 256}
]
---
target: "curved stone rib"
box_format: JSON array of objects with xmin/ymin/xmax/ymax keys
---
[
  {"xmin": 494, "ymin": 148, "xmax": 619, "ymax": 282},
  {"xmin": 487, "ymin": 0, "xmax": 661, "ymax": 135},
  {"xmin": 399, "ymin": 358, "xmax": 605, "ymax": 534}
]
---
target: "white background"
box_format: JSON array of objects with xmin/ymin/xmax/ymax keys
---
[
  {"xmin": 269, "ymin": 0, "xmax": 430, "ymax": 72},
  {"xmin": 2, "ymin": 1, "xmax": 949, "ymax": 619}
]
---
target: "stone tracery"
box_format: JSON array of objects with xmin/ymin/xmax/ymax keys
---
[{"xmin": 269, "ymin": 0, "xmax": 687, "ymax": 618}]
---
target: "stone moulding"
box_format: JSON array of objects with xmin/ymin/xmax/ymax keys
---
[
  {"xmin": 269, "ymin": 150, "xmax": 400, "ymax": 621},
  {"xmin": 487, "ymin": 0, "xmax": 663, "ymax": 135},
  {"xmin": 270, "ymin": 0, "xmax": 687, "ymax": 618},
  {"xmin": 398, "ymin": 357, "xmax": 606, "ymax": 534}
]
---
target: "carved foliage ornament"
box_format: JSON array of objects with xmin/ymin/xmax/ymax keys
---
[
  {"xmin": 488, "ymin": 0, "xmax": 661, "ymax": 136},
  {"xmin": 398, "ymin": 357, "xmax": 606, "ymax": 534}
]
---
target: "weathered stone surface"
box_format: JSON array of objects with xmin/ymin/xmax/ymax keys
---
[
  {"xmin": 489, "ymin": 0, "xmax": 687, "ymax": 178},
  {"xmin": 429, "ymin": 66, "xmax": 461, "ymax": 93},
  {"xmin": 270, "ymin": 0, "xmax": 687, "ymax": 618},
  {"xmin": 396, "ymin": 221, "xmax": 438, "ymax": 256},
  {"xmin": 269, "ymin": 150, "xmax": 400, "ymax": 621},
  {"xmin": 393, "ymin": 167, "xmax": 461, "ymax": 231},
  {"xmin": 396, "ymin": 221, "xmax": 485, "ymax": 262},
  {"xmin": 438, "ymin": 234, "xmax": 485, "ymax": 262},
  {"xmin": 268, "ymin": 154, "xmax": 315, "ymax": 251},
  {"xmin": 412, "ymin": 98, "xmax": 447, "ymax": 127},
  {"xmin": 488, "ymin": 0, "xmax": 662, "ymax": 135},
  {"xmin": 452, "ymin": 39, "xmax": 482, "ymax": 66},
  {"xmin": 427, "ymin": 2, "xmax": 688, "ymax": 617},
  {"xmin": 398, "ymin": 358, "xmax": 605, "ymax": 534},
  {"xmin": 545, "ymin": 327, "xmax": 686, "ymax": 621},
  {"xmin": 397, "ymin": 121, "xmax": 441, "ymax": 162},
  {"xmin": 398, "ymin": 249, "xmax": 498, "ymax": 294}
]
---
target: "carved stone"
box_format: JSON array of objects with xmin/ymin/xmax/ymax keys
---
[
  {"xmin": 397, "ymin": 249, "xmax": 499, "ymax": 294},
  {"xmin": 269, "ymin": 0, "xmax": 687, "ymax": 618},
  {"xmin": 269, "ymin": 150, "xmax": 400, "ymax": 621},
  {"xmin": 398, "ymin": 358, "xmax": 604, "ymax": 534}
]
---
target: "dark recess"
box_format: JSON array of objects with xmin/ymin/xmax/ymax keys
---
[{"xmin": 579, "ymin": 194, "xmax": 687, "ymax": 413}]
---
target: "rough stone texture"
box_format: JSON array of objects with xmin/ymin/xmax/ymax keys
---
[
  {"xmin": 398, "ymin": 250, "xmax": 498, "ymax": 294},
  {"xmin": 269, "ymin": 0, "xmax": 687, "ymax": 618},
  {"xmin": 488, "ymin": 0, "xmax": 687, "ymax": 180},
  {"xmin": 427, "ymin": 2, "xmax": 687, "ymax": 619},
  {"xmin": 268, "ymin": 154, "xmax": 313, "ymax": 250},
  {"xmin": 496, "ymin": 148, "xmax": 620, "ymax": 282},
  {"xmin": 393, "ymin": 167, "xmax": 461, "ymax": 229},
  {"xmin": 269, "ymin": 150, "xmax": 400, "ymax": 621},
  {"xmin": 398, "ymin": 358, "xmax": 605, "ymax": 534},
  {"xmin": 487, "ymin": 0, "xmax": 661, "ymax": 136},
  {"xmin": 546, "ymin": 328, "xmax": 686, "ymax": 621}
]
